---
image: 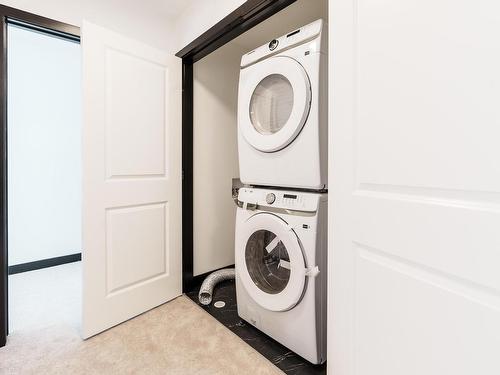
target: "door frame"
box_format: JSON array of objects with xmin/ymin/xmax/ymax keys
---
[
  {"xmin": 0, "ymin": 4, "xmax": 79, "ymax": 347},
  {"xmin": 175, "ymin": 0, "xmax": 297, "ymax": 292}
]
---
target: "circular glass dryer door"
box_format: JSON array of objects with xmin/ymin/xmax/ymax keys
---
[
  {"xmin": 239, "ymin": 56, "xmax": 311, "ymax": 153},
  {"xmin": 236, "ymin": 212, "xmax": 307, "ymax": 311}
]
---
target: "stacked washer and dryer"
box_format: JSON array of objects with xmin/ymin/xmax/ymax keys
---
[{"xmin": 234, "ymin": 19, "xmax": 328, "ymax": 364}]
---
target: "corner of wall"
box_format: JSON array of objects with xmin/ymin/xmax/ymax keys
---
[{"xmin": 174, "ymin": 0, "xmax": 246, "ymax": 53}]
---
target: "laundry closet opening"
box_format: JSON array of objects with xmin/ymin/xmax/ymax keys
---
[{"xmin": 179, "ymin": 0, "xmax": 328, "ymax": 373}]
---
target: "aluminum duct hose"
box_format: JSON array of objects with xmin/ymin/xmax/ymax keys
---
[{"xmin": 198, "ymin": 268, "xmax": 235, "ymax": 305}]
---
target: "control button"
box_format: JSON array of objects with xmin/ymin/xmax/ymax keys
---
[
  {"xmin": 268, "ymin": 39, "xmax": 279, "ymax": 51},
  {"xmin": 266, "ymin": 193, "xmax": 276, "ymax": 204}
]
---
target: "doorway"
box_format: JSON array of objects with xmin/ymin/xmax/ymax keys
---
[
  {"xmin": 0, "ymin": 5, "xmax": 81, "ymax": 346},
  {"xmin": 177, "ymin": 0, "xmax": 328, "ymax": 373},
  {"xmin": 7, "ymin": 21, "xmax": 81, "ymax": 332}
]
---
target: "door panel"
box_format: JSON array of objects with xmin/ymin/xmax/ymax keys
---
[
  {"xmin": 105, "ymin": 48, "xmax": 167, "ymax": 178},
  {"xmin": 356, "ymin": 248, "xmax": 500, "ymax": 375},
  {"xmin": 329, "ymin": 0, "xmax": 500, "ymax": 374},
  {"xmin": 82, "ymin": 21, "xmax": 181, "ymax": 339},
  {"xmin": 106, "ymin": 203, "xmax": 168, "ymax": 294}
]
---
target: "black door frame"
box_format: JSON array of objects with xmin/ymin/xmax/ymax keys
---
[
  {"xmin": 175, "ymin": 0, "xmax": 297, "ymax": 292},
  {"xmin": 0, "ymin": 4, "xmax": 80, "ymax": 348}
]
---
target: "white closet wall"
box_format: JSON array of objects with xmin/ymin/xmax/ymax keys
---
[{"xmin": 193, "ymin": 41, "xmax": 244, "ymax": 276}]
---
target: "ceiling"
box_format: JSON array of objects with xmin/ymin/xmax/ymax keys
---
[
  {"xmin": 156, "ymin": 0, "xmax": 197, "ymax": 17},
  {"xmin": 108, "ymin": 0, "xmax": 196, "ymax": 20}
]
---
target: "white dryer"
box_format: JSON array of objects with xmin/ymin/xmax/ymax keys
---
[
  {"xmin": 235, "ymin": 187, "xmax": 327, "ymax": 364},
  {"xmin": 237, "ymin": 19, "xmax": 327, "ymax": 190}
]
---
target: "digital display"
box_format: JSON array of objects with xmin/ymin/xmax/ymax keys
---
[{"xmin": 283, "ymin": 194, "xmax": 297, "ymax": 199}]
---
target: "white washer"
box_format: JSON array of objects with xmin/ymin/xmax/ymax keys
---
[
  {"xmin": 238, "ymin": 19, "xmax": 328, "ymax": 190},
  {"xmin": 235, "ymin": 187, "xmax": 327, "ymax": 364}
]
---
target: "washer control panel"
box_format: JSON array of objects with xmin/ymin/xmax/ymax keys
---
[
  {"xmin": 238, "ymin": 188, "xmax": 322, "ymax": 212},
  {"xmin": 266, "ymin": 193, "xmax": 276, "ymax": 204}
]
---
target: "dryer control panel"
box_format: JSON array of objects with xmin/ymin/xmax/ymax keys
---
[
  {"xmin": 240, "ymin": 18, "xmax": 325, "ymax": 68},
  {"xmin": 238, "ymin": 187, "xmax": 323, "ymax": 212}
]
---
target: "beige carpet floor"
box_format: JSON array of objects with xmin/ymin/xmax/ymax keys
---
[{"xmin": 0, "ymin": 295, "xmax": 282, "ymax": 375}]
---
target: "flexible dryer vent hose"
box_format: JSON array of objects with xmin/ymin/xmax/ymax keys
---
[{"xmin": 198, "ymin": 268, "xmax": 235, "ymax": 305}]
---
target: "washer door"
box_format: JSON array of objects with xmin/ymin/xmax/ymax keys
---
[
  {"xmin": 239, "ymin": 56, "xmax": 311, "ymax": 153},
  {"xmin": 236, "ymin": 212, "xmax": 307, "ymax": 312}
]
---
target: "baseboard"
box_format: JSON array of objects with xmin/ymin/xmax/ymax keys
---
[{"xmin": 8, "ymin": 253, "xmax": 81, "ymax": 275}]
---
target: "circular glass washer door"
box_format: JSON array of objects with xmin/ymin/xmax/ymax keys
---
[
  {"xmin": 239, "ymin": 56, "xmax": 311, "ymax": 153},
  {"xmin": 236, "ymin": 212, "xmax": 307, "ymax": 312}
]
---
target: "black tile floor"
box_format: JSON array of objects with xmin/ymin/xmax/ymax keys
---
[{"xmin": 186, "ymin": 279, "xmax": 326, "ymax": 375}]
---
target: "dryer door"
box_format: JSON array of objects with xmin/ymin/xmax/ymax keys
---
[
  {"xmin": 239, "ymin": 56, "xmax": 311, "ymax": 152},
  {"xmin": 236, "ymin": 212, "xmax": 307, "ymax": 312}
]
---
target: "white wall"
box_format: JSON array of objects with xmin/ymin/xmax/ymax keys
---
[
  {"xmin": 1, "ymin": 0, "xmax": 178, "ymax": 51},
  {"xmin": 7, "ymin": 25, "xmax": 81, "ymax": 265},
  {"xmin": 193, "ymin": 41, "xmax": 244, "ymax": 276},
  {"xmin": 175, "ymin": 0, "xmax": 245, "ymax": 51}
]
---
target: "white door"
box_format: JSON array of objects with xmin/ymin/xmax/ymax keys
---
[
  {"xmin": 329, "ymin": 0, "xmax": 500, "ymax": 374},
  {"xmin": 81, "ymin": 21, "xmax": 181, "ymax": 338}
]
